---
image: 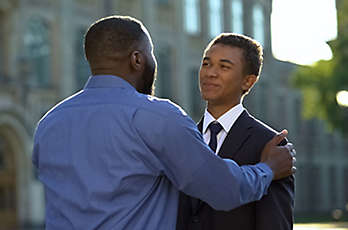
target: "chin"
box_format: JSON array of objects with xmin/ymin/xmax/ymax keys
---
[{"xmin": 201, "ymin": 92, "xmax": 217, "ymax": 102}]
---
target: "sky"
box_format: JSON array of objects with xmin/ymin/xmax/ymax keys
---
[{"xmin": 271, "ymin": 0, "xmax": 337, "ymax": 65}]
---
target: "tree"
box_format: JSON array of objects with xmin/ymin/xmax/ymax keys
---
[{"xmin": 292, "ymin": 0, "xmax": 348, "ymax": 136}]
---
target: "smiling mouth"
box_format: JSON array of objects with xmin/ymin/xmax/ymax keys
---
[{"xmin": 202, "ymin": 83, "xmax": 219, "ymax": 90}]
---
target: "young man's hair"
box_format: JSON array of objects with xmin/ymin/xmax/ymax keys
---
[
  {"xmin": 205, "ymin": 33, "xmax": 263, "ymax": 78},
  {"xmin": 84, "ymin": 15, "xmax": 148, "ymax": 63}
]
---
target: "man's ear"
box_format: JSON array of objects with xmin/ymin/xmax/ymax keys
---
[
  {"xmin": 242, "ymin": 74, "xmax": 258, "ymax": 92},
  {"xmin": 130, "ymin": 50, "xmax": 145, "ymax": 71}
]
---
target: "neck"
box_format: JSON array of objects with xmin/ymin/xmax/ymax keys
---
[
  {"xmin": 92, "ymin": 68, "xmax": 138, "ymax": 90},
  {"xmin": 207, "ymin": 101, "xmax": 241, "ymax": 119}
]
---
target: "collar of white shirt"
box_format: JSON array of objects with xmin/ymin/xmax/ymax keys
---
[{"xmin": 202, "ymin": 104, "xmax": 245, "ymax": 135}]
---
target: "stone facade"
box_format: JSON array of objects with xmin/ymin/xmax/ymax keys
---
[{"xmin": 0, "ymin": 0, "xmax": 347, "ymax": 228}]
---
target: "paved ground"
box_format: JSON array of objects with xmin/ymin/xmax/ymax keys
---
[
  {"xmin": 294, "ymin": 222, "xmax": 348, "ymax": 229},
  {"xmin": 15, "ymin": 222, "xmax": 348, "ymax": 230}
]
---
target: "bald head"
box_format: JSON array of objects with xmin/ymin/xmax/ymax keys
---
[{"xmin": 84, "ymin": 15, "xmax": 150, "ymax": 63}]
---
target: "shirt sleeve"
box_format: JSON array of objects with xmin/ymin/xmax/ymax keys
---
[{"xmin": 133, "ymin": 106, "xmax": 273, "ymax": 211}]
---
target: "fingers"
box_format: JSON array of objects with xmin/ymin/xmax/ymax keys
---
[
  {"xmin": 292, "ymin": 157, "xmax": 296, "ymax": 165},
  {"xmin": 286, "ymin": 143, "xmax": 297, "ymax": 174},
  {"xmin": 269, "ymin": 129, "xmax": 288, "ymax": 146},
  {"xmin": 285, "ymin": 143, "xmax": 294, "ymax": 152},
  {"xmin": 285, "ymin": 143, "xmax": 296, "ymax": 159},
  {"xmin": 291, "ymin": 166, "xmax": 297, "ymax": 173},
  {"xmin": 291, "ymin": 149, "xmax": 296, "ymax": 157}
]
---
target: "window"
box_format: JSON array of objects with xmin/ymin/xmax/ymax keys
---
[
  {"xmin": 184, "ymin": 0, "xmax": 200, "ymax": 34},
  {"xmin": 155, "ymin": 46, "xmax": 172, "ymax": 99},
  {"xmin": 23, "ymin": 17, "xmax": 51, "ymax": 87},
  {"xmin": 75, "ymin": 28, "xmax": 91, "ymax": 90},
  {"xmin": 252, "ymin": 3, "xmax": 264, "ymax": 45},
  {"xmin": 231, "ymin": 0, "xmax": 243, "ymax": 34},
  {"xmin": 208, "ymin": 0, "xmax": 223, "ymax": 37}
]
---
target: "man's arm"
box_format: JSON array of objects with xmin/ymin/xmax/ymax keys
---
[{"xmin": 133, "ymin": 107, "xmax": 294, "ymax": 211}]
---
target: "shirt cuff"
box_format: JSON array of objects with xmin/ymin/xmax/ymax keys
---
[{"xmin": 256, "ymin": 162, "xmax": 273, "ymax": 189}]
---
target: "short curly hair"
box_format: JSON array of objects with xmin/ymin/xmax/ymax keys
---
[
  {"xmin": 204, "ymin": 33, "xmax": 263, "ymax": 77},
  {"xmin": 84, "ymin": 15, "xmax": 148, "ymax": 62}
]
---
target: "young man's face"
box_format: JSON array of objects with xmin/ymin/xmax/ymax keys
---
[{"xmin": 199, "ymin": 44, "xmax": 249, "ymax": 107}]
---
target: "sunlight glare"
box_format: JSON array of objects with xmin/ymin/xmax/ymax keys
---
[
  {"xmin": 271, "ymin": 0, "xmax": 337, "ymax": 65},
  {"xmin": 336, "ymin": 90, "xmax": 348, "ymax": 107}
]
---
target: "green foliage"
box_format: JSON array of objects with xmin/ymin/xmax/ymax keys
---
[
  {"xmin": 292, "ymin": 0, "xmax": 348, "ymax": 136},
  {"xmin": 292, "ymin": 39, "xmax": 348, "ymax": 136}
]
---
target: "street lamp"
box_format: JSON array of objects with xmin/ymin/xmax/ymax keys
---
[{"xmin": 336, "ymin": 90, "xmax": 348, "ymax": 107}]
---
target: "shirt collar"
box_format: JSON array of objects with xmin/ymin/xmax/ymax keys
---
[
  {"xmin": 202, "ymin": 104, "xmax": 245, "ymax": 134},
  {"xmin": 83, "ymin": 75, "xmax": 136, "ymax": 90}
]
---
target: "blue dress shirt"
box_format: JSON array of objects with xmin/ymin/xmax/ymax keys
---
[{"xmin": 32, "ymin": 75, "xmax": 273, "ymax": 230}]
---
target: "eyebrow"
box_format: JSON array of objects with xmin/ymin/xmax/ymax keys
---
[
  {"xmin": 203, "ymin": 57, "xmax": 234, "ymax": 65},
  {"xmin": 220, "ymin": 59, "xmax": 234, "ymax": 65}
]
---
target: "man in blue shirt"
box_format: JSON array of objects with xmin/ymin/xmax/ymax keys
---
[{"xmin": 32, "ymin": 16, "xmax": 296, "ymax": 230}]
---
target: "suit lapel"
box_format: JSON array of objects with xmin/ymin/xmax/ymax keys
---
[
  {"xmin": 194, "ymin": 111, "xmax": 253, "ymax": 213},
  {"xmin": 218, "ymin": 110, "xmax": 253, "ymax": 159}
]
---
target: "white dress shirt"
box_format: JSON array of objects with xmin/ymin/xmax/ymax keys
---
[{"xmin": 202, "ymin": 104, "xmax": 245, "ymax": 154}]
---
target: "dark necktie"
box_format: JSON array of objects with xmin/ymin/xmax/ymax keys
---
[
  {"xmin": 208, "ymin": 121, "xmax": 223, "ymax": 153},
  {"xmin": 190, "ymin": 121, "xmax": 224, "ymax": 218}
]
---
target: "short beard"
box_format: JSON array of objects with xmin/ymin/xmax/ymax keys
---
[{"xmin": 140, "ymin": 61, "xmax": 157, "ymax": 96}]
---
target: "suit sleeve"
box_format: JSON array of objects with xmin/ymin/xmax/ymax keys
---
[{"xmin": 255, "ymin": 138, "xmax": 295, "ymax": 230}]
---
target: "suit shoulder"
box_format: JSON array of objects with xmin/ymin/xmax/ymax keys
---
[
  {"xmin": 249, "ymin": 115, "xmax": 278, "ymax": 134},
  {"xmin": 246, "ymin": 114, "xmax": 286, "ymax": 144}
]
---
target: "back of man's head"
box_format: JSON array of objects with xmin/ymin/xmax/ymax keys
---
[
  {"xmin": 205, "ymin": 33, "xmax": 263, "ymax": 77},
  {"xmin": 84, "ymin": 16, "xmax": 148, "ymax": 64}
]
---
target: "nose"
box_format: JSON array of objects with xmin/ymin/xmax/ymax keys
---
[{"xmin": 206, "ymin": 65, "xmax": 218, "ymax": 78}]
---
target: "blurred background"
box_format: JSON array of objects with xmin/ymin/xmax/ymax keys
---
[{"xmin": 0, "ymin": 0, "xmax": 347, "ymax": 229}]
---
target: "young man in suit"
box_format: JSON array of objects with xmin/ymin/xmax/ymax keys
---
[{"xmin": 177, "ymin": 33, "xmax": 295, "ymax": 230}]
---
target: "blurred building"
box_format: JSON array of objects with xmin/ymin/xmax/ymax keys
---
[{"xmin": 0, "ymin": 0, "xmax": 347, "ymax": 228}]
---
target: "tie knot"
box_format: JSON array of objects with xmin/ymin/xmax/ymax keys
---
[{"xmin": 209, "ymin": 122, "xmax": 223, "ymax": 135}]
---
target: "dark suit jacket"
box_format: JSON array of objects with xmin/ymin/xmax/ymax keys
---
[{"xmin": 176, "ymin": 110, "xmax": 295, "ymax": 230}]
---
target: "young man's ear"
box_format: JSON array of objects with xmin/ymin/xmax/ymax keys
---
[
  {"xmin": 242, "ymin": 74, "xmax": 258, "ymax": 92},
  {"xmin": 130, "ymin": 51, "xmax": 144, "ymax": 71}
]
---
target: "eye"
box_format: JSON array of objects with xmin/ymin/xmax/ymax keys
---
[
  {"xmin": 202, "ymin": 61, "xmax": 209, "ymax": 67},
  {"xmin": 221, "ymin": 64, "xmax": 231, "ymax": 70}
]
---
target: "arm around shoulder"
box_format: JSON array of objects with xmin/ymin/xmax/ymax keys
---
[{"xmin": 133, "ymin": 106, "xmax": 274, "ymax": 211}]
